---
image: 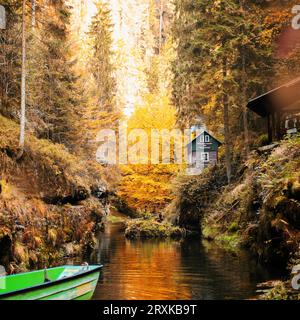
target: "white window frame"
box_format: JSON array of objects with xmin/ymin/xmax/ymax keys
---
[
  {"xmin": 201, "ymin": 152, "xmax": 209, "ymax": 162},
  {"xmin": 204, "ymin": 135, "xmax": 210, "ymax": 143}
]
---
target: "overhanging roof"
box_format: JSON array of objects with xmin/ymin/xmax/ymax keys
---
[{"xmin": 247, "ymin": 77, "xmax": 300, "ymax": 117}]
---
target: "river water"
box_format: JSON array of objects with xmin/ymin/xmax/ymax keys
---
[{"xmin": 86, "ymin": 221, "xmax": 282, "ymax": 300}]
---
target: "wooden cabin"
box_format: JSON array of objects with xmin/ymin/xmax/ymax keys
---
[
  {"xmin": 187, "ymin": 130, "xmax": 222, "ymax": 171},
  {"xmin": 247, "ymin": 77, "xmax": 300, "ymax": 142}
]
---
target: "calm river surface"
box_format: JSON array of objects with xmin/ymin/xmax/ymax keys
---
[{"xmin": 87, "ymin": 221, "xmax": 281, "ymax": 300}]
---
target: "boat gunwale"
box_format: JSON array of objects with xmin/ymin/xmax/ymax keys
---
[{"xmin": 0, "ymin": 265, "xmax": 103, "ymax": 299}]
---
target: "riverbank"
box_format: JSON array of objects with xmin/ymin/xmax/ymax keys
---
[
  {"xmin": 169, "ymin": 135, "xmax": 300, "ymax": 298},
  {"xmin": 0, "ymin": 115, "xmax": 110, "ymax": 273},
  {"xmin": 203, "ymin": 136, "xmax": 300, "ymax": 266}
]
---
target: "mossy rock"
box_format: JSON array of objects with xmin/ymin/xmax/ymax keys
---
[{"xmin": 125, "ymin": 219, "xmax": 183, "ymax": 239}]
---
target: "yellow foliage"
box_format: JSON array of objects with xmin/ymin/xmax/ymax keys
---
[
  {"xmin": 48, "ymin": 229, "xmax": 58, "ymax": 246},
  {"xmin": 14, "ymin": 242, "xmax": 28, "ymax": 264},
  {"xmin": 118, "ymin": 94, "xmax": 181, "ymax": 214},
  {"xmin": 0, "ymin": 179, "xmax": 13, "ymax": 199},
  {"xmin": 33, "ymin": 236, "xmax": 43, "ymax": 248},
  {"xmin": 128, "ymin": 94, "xmax": 176, "ymax": 131}
]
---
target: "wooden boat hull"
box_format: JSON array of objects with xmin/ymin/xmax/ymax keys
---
[{"xmin": 0, "ymin": 265, "xmax": 102, "ymax": 300}]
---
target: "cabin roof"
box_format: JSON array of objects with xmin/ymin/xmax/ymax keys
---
[
  {"xmin": 187, "ymin": 130, "xmax": 222, "ymax": 147},
  {"xmin": 247, "ymin": 77, "xmax": 300, "ymax": 117}
]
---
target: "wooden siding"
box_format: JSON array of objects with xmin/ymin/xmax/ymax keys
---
[{"xmin": 209, "ymin": 151, "xmax": 217, "ymax": 163}]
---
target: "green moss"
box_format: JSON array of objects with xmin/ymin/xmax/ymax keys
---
[
  {"xmin": 216, "ymin": 233, "xmax": 241, "ymax": 251},
  {"xmin": 202, "ymin": 222, "xmax": 241, "ymax": 251},
  {"xmin": 107, "ymin": 215, "xmax": 126, "ymax": 223},
  {"xmin": 202, "ymin": 225, "xmax": 219, "ymax": 241},
  {"xmin": 228, "ymin": 222, "xmax": 239, "ymax": 233}
]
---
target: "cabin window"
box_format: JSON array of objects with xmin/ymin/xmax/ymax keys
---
[
  {"xmin": 199, "ymin": 135, "xmax": 204, "ymax": 143},
  {"xmin": 205, "ymin": 135, "xmax": 210, "ymax": 143},
  {"xmin": 201, "ymin": 152, "xmax": 209, "ymax": 162}
]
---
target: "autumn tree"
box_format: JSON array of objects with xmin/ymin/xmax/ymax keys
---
[
  {"xmin": 172, "ymin": 0, "xmax": 274, "ymax": 182},
  {"xmin": 0, "ymin": 1, "xmax": 22, "ymax": 120},
  {"xmin": 118, "ymin": 12, "xmax": 179, "ymax": 214},
  {"xmin": 88, "ymin": 0, "xmax": 118, "ymax": 117},
  {"xmin": 118, "ymin": 94, "xmax": 180, "ymax": 214},
  {"xmin": 24, "ymin": 0, "xmax": 82, "ymax": 149},
  {"xmin": 19, "ymin": 0, "xmax": 26, "ymax": 153}
]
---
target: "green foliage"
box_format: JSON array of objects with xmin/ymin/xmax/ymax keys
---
[
  {"xmin": 88, "ymin": 1, "xmax": 115, "ymax": 111},
  {"xmin": 0, "ymin": 1, "xmax": 102, "ymax": 152},
  {"xmin": 202, "ymin": 222, "xmax": 241, "ymax": 251}
]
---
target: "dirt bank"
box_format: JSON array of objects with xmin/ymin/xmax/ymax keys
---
[{"xmin": 0, "ymin": 115, "xmax": 110, "ymax": 273}]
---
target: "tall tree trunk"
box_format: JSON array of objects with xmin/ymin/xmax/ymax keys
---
[
  {"xmin": 159, "ymin": 0, "xmax": 164, "ymax": 53},
  {"xmin": 241, "ymin": 0, "xmax": 250, "ymax": 157},
  {"xmin": 19, "ymin": 0, "xmax": 26, "ymax": 152},
  {"xmin": 31, "ymin": 0, "xmax": 36, "ymax": 28},
  {"xmin": 222, "ymin": 56, "xmax": 231, "ymax": 184},
  {"xmin": 242, "ymin": 51, "xmax": 250, "ymax": 156}
]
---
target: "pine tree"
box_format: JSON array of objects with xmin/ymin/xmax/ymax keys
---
[
  {"xmin": 88, "ymin": 1, "xmax": 117, "ymax": 115},
  {"xmin": 19, "ymin": 0, "xmax": 26, "ymax": 154},
  {"xmin": 27, "ymin": 0, "xmax": 82, "ymax": 148},
  {"xmin": 172, "ymin": 0, "xmax": 274, "ymax": 182},
  {"xmin": 78, "ymin": 0, "xmax": 121, "ymax": 154},
  {"xmin": 0, "ymin": 1, "xmax": 23, "ymax": 120}
]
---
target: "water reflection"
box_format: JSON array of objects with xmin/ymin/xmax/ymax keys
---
[{"xmin": 91, "ymin": 222, "xmax": 280, "ymax": 300}]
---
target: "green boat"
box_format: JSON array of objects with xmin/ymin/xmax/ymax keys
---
[{"xmin": 0, "ymin": 264, "xmax": 102, "ymax": 300}]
